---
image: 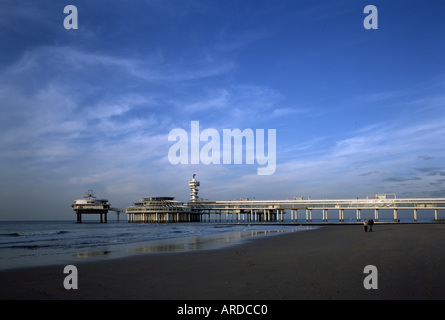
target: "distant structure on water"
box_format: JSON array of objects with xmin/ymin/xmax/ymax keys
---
[{"xmin": 71, "ymin": 190, "xmax": 110, "ymax": 223}]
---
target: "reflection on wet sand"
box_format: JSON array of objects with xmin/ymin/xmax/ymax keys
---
[
  {"xmin": 127, "ymin": 231, "xmax": 256, "ymax": 252},
  {"xmin": 73, "ymin": 250, "xmax": 111, "ymax": 258},
  {"xmin": 127, "ymin": 230, "xmax": 288, "ymax": 253}
]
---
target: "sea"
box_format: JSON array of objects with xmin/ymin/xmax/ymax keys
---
[{"xmin": 0, "ymin": 220, "xmax": 315, "ymax": 271}]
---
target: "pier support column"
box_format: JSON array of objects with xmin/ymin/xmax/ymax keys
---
[
  {"xmin": 356, "ymin": 209, "xmax": 361, "ymax": 222},
  {"xmin": 435, "ymin": 209, "xmax": 438, "ymax": 221},
  {"xmin": 294, "ymin": 209, "xmax": 297, "ymax": 222},
  {"xmin": 414, "ymin": 209, "xmax": 418, "ymax": 222},
  {"xmin": 374, "ymin": 209, "xmax": 379, "ymax": 222},
  {"xmin": 394, "ymin": 209, "xmax": 398, "ymax": 222},
  {"xmin": 323, "ymin": 209, "xmax": 328, "ymax": 222},
  {"xmin": 306, "ymin": 209, "xmax": 309, "ymax": 222},
  {"xmin": 309, "ymin": 209, "xmax": 312, "ymax": 222},
  {"xmin": 339, "ymin": 209, "xmax": 344, "ymax": 222}
]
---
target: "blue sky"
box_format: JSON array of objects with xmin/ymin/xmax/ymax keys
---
[{"xmin": 1, "ymin": 0, "xmax": 444, "ymax": 220}]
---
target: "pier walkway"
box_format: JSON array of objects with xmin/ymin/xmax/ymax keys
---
[{"xmin": 189, "ymin": 194, "xmax": 445, "ymax": 223}]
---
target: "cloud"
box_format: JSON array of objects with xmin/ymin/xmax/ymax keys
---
[
  {"xmin": 0, "ymin": 47, "xmax": 166, "ymax": 173},
  {"xmin": 384, "ymin": 177, "xmax": 421, "ymax": 183},
  {"xmin": 360, "ymin": 171, "xmax": 379, "ymax": 177},
  {"xmin": 215, "ymin": 29, "xmax": 271, "ymax": 52},
  {"xmin": 429, "ymin": 179, "xmax": 445, "ymax": 187},
  {"xmin": 4, "ymin": 45, "xmax": 235, "ymax": 93},
  {"xmin": 418, "ymin": 155, "xmax": 434, "ymax": 161},
  {"xmin": 415, "ymin": 168, "xmax": 445, "ymax": 176},
  {"xmin": 170, "ymin": 84, "xmax": 285, "ymax": 129}
]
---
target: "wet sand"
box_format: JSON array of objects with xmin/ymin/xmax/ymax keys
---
[{"xmin": 1, "ymin": 223, "xmax": 445, "ymax": 300}]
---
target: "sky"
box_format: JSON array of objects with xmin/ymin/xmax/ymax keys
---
[{"xmin": 1, "ymin": 0, "xmax": 445, "ymax": 220}]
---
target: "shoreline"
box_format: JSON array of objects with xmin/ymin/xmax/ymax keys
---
[{"xmin": 1, "ymin": 223, "xmax": 445, "ymax": 300}]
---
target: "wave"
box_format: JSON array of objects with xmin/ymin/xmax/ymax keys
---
[
  {"xmin": 0, "ymin": 233, "xmax": 22, "ymax": 237},
  {"xmin": 8, "ymin": 244, "xmax": 52, "ymax": 250},
  {"xmin": 0, "ymin": 231, "xmax": 70, "ymax": 237}
]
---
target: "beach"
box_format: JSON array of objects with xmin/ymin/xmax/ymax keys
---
[{"xmin": 1, "ymin": 223, "xmax": 445, "ymax": 300}]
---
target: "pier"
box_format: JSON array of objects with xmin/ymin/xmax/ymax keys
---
[
  {"xmin": 73, "ymin": 178, "xmax": 445, "ymax": 223},
  {"xmin": 189, "ymin": 195, "xmax": 445, "ymax": 223},
  {"xmin": 186, "ymin": 177, "xmax": 445, "ymax": 223}
]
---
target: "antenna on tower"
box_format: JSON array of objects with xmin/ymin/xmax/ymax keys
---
[{"xmin": 85, "ymin": 190, "xmax": 96, "ymax": 198}]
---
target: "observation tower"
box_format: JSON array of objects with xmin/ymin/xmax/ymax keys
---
[{"xmin": 189, "ymin": 174, "xmax": 200, "ymax": 202}]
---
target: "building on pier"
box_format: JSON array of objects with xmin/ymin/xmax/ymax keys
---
[
  {"xmin": 72, "ymin": 190, "xmax": 110, "ymax": 223},
  {"xmin": 126, "ymin": 196, "xmax": 201, "ymax": 223}
]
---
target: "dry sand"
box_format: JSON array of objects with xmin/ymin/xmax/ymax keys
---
[{"xmin": 1, "ymin": 223, "xmax": 445, "ymax": 300}]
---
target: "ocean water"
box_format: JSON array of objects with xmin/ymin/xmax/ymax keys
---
[{"xmin": 0, "ymin": 220, "xmax": 315, "ymax": 271}]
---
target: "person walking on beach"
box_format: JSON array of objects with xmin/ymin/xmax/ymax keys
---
[
  {"xmin": 364, "ymin": 219, "xmax": 369, "ymax": 232},
  {"xmin": 368, "ymin": 218, "xmax": 374, "ymax": 232}
]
